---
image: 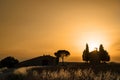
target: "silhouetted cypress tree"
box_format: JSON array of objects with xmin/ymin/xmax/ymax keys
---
[
  {"xmin": 99, "ymin": 44, "xmax": 104, "ymax": 52},
  {"xmin": 99, "ymin": 44, "xmax": 110, "ymax": 63},
  {"xmin": 82, "ymin": 43, "xmax": 90, "ymax": 62}
]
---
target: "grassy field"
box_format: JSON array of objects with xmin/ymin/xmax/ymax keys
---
[{"xmin": 0, "ymin": 62, "xmax": 120, "ymax": 80}]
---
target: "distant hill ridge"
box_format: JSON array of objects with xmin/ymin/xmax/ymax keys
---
[{"xmin": 15, "ymin": 55, "xmax": 57, "ymax": 67}]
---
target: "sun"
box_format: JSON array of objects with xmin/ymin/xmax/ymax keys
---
[
  {"xmin": 83, "ymin": 32, "xmax": 109, "ymax": 51},
  {"xmin": 74, "ymin": 30, "xmax": 110, "ymax": 52},
  {"xmin": 88, "ymin": 41, "xmax": 100, "ymax": 51},
  {"xmin": 85, "ymin": 34, "xmax": 105, "ymax": 51}
]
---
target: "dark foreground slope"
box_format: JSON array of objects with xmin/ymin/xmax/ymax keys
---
[
  {"xmin": 0, "ymin": 62, "xmax": 120, "ymax": 80},
  {"xmin": 58, "ymin": 62, "xmax": 120, "ymax": 73}
]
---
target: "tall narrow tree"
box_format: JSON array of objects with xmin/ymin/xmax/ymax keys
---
[
  {"xmin": 82, "ymin": 43, "xmax": 90, "ymax": 62},
  {"xmin": 99, "ymin": 44, "xmax": 104, "ymax": 52},
  {"xmin": 99, "ymin": 44, "xmax": 110, "ymax": 63}
]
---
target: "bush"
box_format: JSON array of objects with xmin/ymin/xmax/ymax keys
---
[{"xmin": 0, "ymin": 56, "xmax": 19, "ymax": 68}]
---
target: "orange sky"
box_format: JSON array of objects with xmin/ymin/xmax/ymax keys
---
[{"xmin": 0, "ymin": 0, "xmax": 120, "ymax": 62}]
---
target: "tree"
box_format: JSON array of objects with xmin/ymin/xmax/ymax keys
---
[
  {"xmin": 82, "ymin": 43, "xmax": 90, "ymax": 62},
  {"xmin": 55, "ymin": 56, "xmax": 59, "ymax": 65},
  {"xmin": 54, "ymin": 50, "xmax": 70, "ymax": 64},
  {"xmin": 0, "ymin": 56, "xmax": 19, "ymax": 68},
  {"xmin": 99, "ymin": 44, "xmax": 110, "ymax": 63}
]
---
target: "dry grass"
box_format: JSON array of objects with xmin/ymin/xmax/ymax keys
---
[{"xmin": 0, "ymin": 65, "xmax": 120, "ymax": 80}]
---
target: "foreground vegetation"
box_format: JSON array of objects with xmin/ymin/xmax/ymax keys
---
[{"xmin": 0, "ymin": 63, "xmax": 120, "ymax": 80}]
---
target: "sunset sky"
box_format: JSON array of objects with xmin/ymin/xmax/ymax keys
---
[{"xmin": 0, "ymin": 0, "xmax": 120, "ymax": 62}]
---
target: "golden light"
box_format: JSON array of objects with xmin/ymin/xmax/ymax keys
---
[
  {"xmin": 88, "ymin": 41, "xmax": 100, "ymax": 51},
  {"xmin": 83, "ymin": 31, "xmax": 110, "ymax": 51},
  {"xmin": 74, "ymin": 27, "xmax": 110, "ymax": 52}
]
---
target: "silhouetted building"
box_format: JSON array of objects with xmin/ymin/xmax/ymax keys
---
[
  {"xmin": 16, "ymin": 55, "xmax": 57, "ymax": 67},
  {"xmin": 89, "ymin": 50, "xmax": 100, "ymax": 64}
]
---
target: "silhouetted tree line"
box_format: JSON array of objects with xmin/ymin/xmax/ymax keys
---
[
  {"xmin": 0, "ymin": 45, "xmax": 110, "ymax": 68},
  {"xmin": 0, "ymin": 50, "xmax": 70, "ymax": 68},
  {"xmin": 82, "ymin": 44, "xmax": 110, "ymax": 64}
]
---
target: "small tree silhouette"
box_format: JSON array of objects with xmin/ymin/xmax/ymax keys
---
[
  {"xmin": 0, "ymin": 56, "xmax": 19, "ymax": 68},
  {"xmin": 54, "ymin": 50, "xmax": 70, "ymax": 64},
  {"xmin": 82, "ymin": 43, "xmax": 90, "ymax": 63},
  {"xmin": 99, "ymin": 44, "xmax": 110, "ymax": 63}
]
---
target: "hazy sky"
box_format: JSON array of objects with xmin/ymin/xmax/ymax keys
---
[{"xmin": 0, "ymin": 0, "xmax": 120, "ymax": 62}]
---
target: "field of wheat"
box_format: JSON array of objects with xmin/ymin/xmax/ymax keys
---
[{"xmin": 0, "ymin": 65, "xmax": 120, "ymax": 80}]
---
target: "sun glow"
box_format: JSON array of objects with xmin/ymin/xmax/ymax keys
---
[
  {"xmin": 85, "ymin": 32, "xmax": 107, "ymax": 51},
  {"xmin": 83, "ymin": 31, "xmax": 109, "ymax": 51},
  {"xmin": 88, "ymin": 41, "xmax": 100, "ymax": 51},
  {"xmin": 74, "ymin": 27, "xmax": 110, "ymax": 52}
]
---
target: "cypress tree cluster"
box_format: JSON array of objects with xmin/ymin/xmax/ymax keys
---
[{"xmin": 82, "ymin": 44, "xmax": 110, "ymax": 63}]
